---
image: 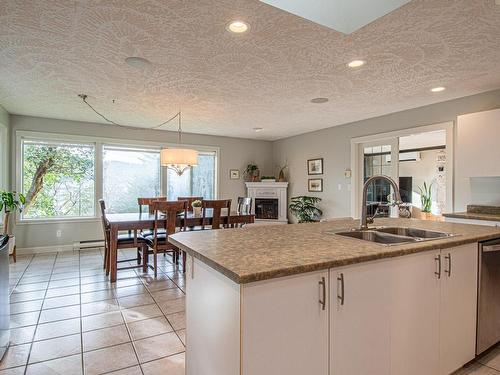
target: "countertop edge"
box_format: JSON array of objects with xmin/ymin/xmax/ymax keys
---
[
  {"xmin": 170, "ymin": 231, "xmax": 500, "ymax": 285},
  {"xmin": 443, "ymin": 212, "xmax": 500, "ymax": 221}
]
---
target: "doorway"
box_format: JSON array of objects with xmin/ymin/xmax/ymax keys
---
[{"xmin": 351, "ymin": 123, "xmax": 453, "ymax": 219}]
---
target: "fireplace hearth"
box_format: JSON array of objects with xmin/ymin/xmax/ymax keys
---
[{"xmin": 245, "ymin": 182, "xmax": 289, "ymax": 224}]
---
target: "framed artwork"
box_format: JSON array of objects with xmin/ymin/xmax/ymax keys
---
[
  {"xmin": 229, "ymin": 169, "xmax": 240, "ymax": 180},
  {"xmin": 307, "ymin": 158, "xmax": 323, "ymax": 175},
  {"xmin": 308, "ymin": 178, "xmax": 323, "ymax": 192}
]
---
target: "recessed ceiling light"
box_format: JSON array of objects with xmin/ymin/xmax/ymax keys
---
[
  {"xmin": 253, "ymin": 127, "xmax": 263, "ymax": 132},
  {"xmin": 347, "ymin": 60, "xmax": 365, "ymax": 68},
  {"xmin": 125, "ymin": 56, "xmax": 151, "ymax": 69},
  {"xmin": 311, "ymin": 97, "xmax": 329, "ymax": 104},
  {"xmin": 430, "ymin": 86, "xmax": 446, "ymax": 93},
  {"xmin": 226, "ymin": 20, "xmax": 249, "ymax": 34}
]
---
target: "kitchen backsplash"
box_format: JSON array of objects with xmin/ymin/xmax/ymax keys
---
[{"xmin": 470, "ymin": 177, "xmax": 500, "ymax": 206}]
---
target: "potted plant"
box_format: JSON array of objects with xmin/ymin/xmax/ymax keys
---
[
  {"xmin": 191, "ymin": 199, "xmax": 202, "ymax": 217},
  {"xmin": 289, "ymin": 196, "xmax": 323, "ymax": 223},
  {"xmin": 1, "ymin": 190, "xmax": 26, "ymax": 256},
  {"xmin": 244, "ymin": 163, "xmax": 260, "ymax": 182},
  {"xmin": 418, "ymin": 182, "xmax": 433, "ymax": 220}
]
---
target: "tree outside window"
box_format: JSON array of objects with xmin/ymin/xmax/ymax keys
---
[{"xmin": 22, "ymin": 140, "xmax": 95, "ymax": 219}]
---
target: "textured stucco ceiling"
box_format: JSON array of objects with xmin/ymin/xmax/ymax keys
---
[{"xmin": 0, "ymin": 0, "xmax": 499, "ymax": 141}]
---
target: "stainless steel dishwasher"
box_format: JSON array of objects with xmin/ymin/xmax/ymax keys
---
[
  {"xmin": 477, "ymin": 238, "xmax": 500, "ymax": 355},
  {"xmin": 0, "ymin": 235, "xmax": 9, "ymax": 360}
]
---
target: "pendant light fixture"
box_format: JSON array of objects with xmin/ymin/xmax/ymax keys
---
[{"xmin": 160, "ymin": 111, "xmax": 198, "ymax": 175}]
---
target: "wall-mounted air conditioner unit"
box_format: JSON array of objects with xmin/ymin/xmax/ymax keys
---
[{"xmin": 386, "ymin": 152, "xmax": 421, "ymax": 163}]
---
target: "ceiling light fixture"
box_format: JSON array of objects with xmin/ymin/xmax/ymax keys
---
[
  {"xmin": 160, "ymin": 111, "xmax": 199, "ymax": 176},
  {"xmin": 347, "ymin": 60, "xmax": 365, "ymax": 68},
  {"xmin": 430, "ymin": 86, "xmax": 446, "ymax": 93},
  {"xmin": 226, "ymin": 20, "xmax": 249, "ymax": 33},
  {"xmin": 311, "ymin": 97, "xmax": 329, "ymax": 104},
  {"xmin": 125, "ymin": 56, "xmax": 151, "ymax": 69},
  {"xmin": 253, "ymin": 127, "xmax": 263, "ymax": 132}
]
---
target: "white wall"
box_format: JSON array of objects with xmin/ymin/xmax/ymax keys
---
[
  {"xmin": 0, "ymin": 105, "xmax": 9, "ymax": 191},
  {"xmin": 399, "ymin": 149, "xmax": 444, "ymax": 214},
  {"xmin": 10, "ymin": 115, "xmax": 273, "ymax": 249},
  {"xmin": 455, "ymin": 108, "xmax": 500, "ymax": 211},
  {"xmin": 273, "ymin": 89, "xmax": 500, "ymax": 221}
]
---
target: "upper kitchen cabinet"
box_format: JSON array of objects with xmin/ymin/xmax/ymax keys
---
[{"xmin": 456, "ymin": 108, "xmax": 500, "ymax": 177}]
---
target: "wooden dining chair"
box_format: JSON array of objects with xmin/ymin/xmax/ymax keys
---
[
  {"xmin": 138, "ymin": 197, "xmax": 167, "ymax": 214},
  {"xmin": 143, "ymin": 200, "xmax": 188, "ymax": 277},
  {"xmin": 138, "ymin": 197, "xmax": 168, "ymax": 237},
  {"xmin": 177, "ymin": 196, "xmax": 203, "ymax": 211},
  {"xmin": 201, "ymin": 199, "xmax": 232, "ymax": 229},
  {"xmin": 99, "ymin": 200, "xmax": 147, "ymax": 276}
]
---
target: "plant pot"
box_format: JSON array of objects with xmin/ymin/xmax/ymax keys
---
[
  {"xmin": 8, "ymin": 235, "xmax": 15, "ymax": 255},
  {"xmin": 420, "ymin": 211, "xmax": 434, "ymax": 220},
  {"xmin": 193, "ymin": 207, "xmax": 202, "ymax": 217}
]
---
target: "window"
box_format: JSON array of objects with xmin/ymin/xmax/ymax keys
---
[
  {"xmin": 167, "ymin": 151, "xmax": 216, "ymax": 200},
  {"xmin": 21, "ymin": 139, "xmax": 95, "ymax": 219},
  {"xmin": 17, "ymin": 132, "xmax": 219, "ymax": 220},
  {"xmin": 103, "ymin": 146, "xmax": 161, "ymax": 213}
]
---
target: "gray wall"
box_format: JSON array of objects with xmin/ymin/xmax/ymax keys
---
[
  {"xmin": 8, "ymin": 88, "xmax": 500, "ymax": 248},
  {"xmin": 273, "ymin": 89, "xmax": 500, "ymax": 221},
  {"xmin": 10, "ymin": 115, "xmax": 273, "ymax": 249},
  {"xmin": 0, "ymin": 105, "xmax": 9, "ymax": 191}
]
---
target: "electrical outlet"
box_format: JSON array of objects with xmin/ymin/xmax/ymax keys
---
[{"xmin": 56, "ymin": 230, "xmax": 62, "ymax": 238}]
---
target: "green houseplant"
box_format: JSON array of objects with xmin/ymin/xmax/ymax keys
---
[
  {"xmin": 1, "ymin": 190, "xmax": 25, "ymax": 235},
  {"xmin": 244, "ymin": 163, "xmax": 260, "ymax": 182},
  {"xmin": 418, "ymin": 182, "xmax": 433, "ymax": 213},
  {"xmin": 289, "ymin": 196, "xmax": 323, "ymax": 223},
  {"xmin": 191, "ymin": 199, "xmax": 202, "ymax": 217}
]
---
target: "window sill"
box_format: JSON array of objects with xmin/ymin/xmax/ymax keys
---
[{"xmin": 16, "ymin": 217, "xmax": 101, "ymax": 226}]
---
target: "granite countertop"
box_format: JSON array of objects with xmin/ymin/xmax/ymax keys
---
[
  {"xmin": 443, "ymin": 204, "xmax": 500, "ymax": 221},
  {"xmin": 442, "ymin": 212, "xmax": 500, "ymax": 221},
  {"xmin": 169, "ymin": 218, "xmax": 500, "ymax": 284}
]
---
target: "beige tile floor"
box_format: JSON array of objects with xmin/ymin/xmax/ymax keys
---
[
  {"xmin": 2, "ymin": 248, "xmax": 186, "ymax": 375},
  {"xmin": 2, "ymin": 248, "xmax": 500, "ymax": 375}
]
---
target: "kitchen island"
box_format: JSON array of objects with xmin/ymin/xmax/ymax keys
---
[{"xmin": 169, "ymin": 218, "xmax": 500, "ymax": 375}]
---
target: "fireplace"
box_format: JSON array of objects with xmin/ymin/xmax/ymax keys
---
[
  {"xmin": 255, "ymin": 198, "xmax": 279, "ymax": 220},
  {"xmin": 245, "ymin": 182, "xmax": 288, "ymax": 224}
]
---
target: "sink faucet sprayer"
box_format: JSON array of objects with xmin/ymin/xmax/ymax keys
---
[{"xmin": 360, "ymin": 175, "xmax": 402, "ymax": 230}]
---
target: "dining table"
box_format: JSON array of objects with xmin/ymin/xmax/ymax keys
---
[{"xmin": 105, "ymin": 210, "xmax": 255, "ymax": 282}]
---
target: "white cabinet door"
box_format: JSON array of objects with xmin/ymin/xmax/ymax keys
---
[
  {"xmin": 391, "ymin": 251, "xmax": 441, "ymax": 375},
  {"xmin": 330, "ymin": 260, "xmax": 392, "ymax": 375},
  {"xmin": 439, "ymin": 244, "xmax": 478, "ymax": 375},
  {"xmin": 241, "ymin": 270, "xmax": 329, "ymax": 375}
]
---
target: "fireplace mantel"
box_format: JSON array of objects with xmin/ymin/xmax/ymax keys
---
[{"xmin": 245, "ymin": 182, "xmax": 289, "ymax": 224}]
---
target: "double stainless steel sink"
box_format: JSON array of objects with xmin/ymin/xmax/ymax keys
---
[{"xmin": 331, "ymin": 226, "xmax": 457, "ymax": 245}]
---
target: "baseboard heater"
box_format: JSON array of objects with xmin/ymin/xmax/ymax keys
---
[{"xmin": 73, "ymin": 239, "xmax": 105, "ymax": 250}]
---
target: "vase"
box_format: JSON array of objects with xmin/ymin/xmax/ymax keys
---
[{"xmin": 193, "ymin": 207, "xmax": 202, "ymax": 217}]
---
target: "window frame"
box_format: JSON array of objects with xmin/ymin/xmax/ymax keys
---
[{"xmin": 15, "ymin": 130, "xmax": 220, "ymax": 224}]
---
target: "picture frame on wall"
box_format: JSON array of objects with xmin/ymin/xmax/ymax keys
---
[
  {"xmin": 229, "ymin": 169, "xmax": 240, "ymax": 180},
  {"xmin": 307, "ymin": 158, "xmax": 323, "ymax": 175},
  {"xmin": 308, "ymin": 178, "xmax": 323, "ymax": 192}
]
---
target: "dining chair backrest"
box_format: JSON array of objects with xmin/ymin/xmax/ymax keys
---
[
  {"xmin": 138, "ymin": 197, "xmax": 167, "ymax": 214},
  {"xmin": 151, "ymin": 200, "xmax": 188, "ymax": 249},
  {"xmin": 202, "ymin": 199, "xmax": 232, "ymax": 230},
  {"xmin": 237, "ymin": 197, "xmax": 252, "ymax": 215},
  {"xmin": 98, "ymin": 199, "xmax": 110, "ymax": 248},
  {"xmin": 177, "ymin": 196, "xmax": 203, "ymax": 212}
]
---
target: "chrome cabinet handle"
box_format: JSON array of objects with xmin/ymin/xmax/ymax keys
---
[
  {"xmin": 444, "ymin": 253, "xmax": 452, "ymax": 277},
  {"xmin": 319, "ymin": 277, "xmax": 326, "ymax": 311},
  {"xmin": 435, "ymin": 254, "xmax": 442, "ymax": 279},
  {"xmin": 337, "ymin": 273, "xmax": 345, "ymax": 306}
]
